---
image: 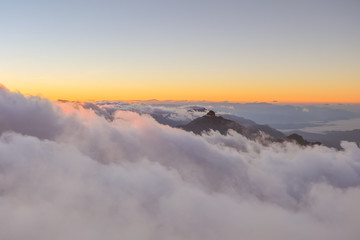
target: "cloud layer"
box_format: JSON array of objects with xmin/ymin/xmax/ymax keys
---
[
  {"xmin": 1, "ymin": 87, "xmax": 360, "ymax": 240},
  {"xmin": 92, "ymin": 100, "xmax": 360, "ymax": 128}
]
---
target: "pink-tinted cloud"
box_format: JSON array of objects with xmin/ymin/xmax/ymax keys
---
[{"xmin": 0, "ymin": 86, "xmax": 360, "ymax": 240}]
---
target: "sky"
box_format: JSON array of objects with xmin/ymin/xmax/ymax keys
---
[{"xmin": 0, "ymin": 0, "xmax": 359, "ymax": 102}]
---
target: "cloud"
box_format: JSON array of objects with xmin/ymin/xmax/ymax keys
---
[
  {"xmin": 0, "ymin": 87, "xmax": 70, "ymax": 140},
  {"xmin": 302, "ymin": 107, "xmax": 309, "ymax": 112},
  {"xmin": 86, "ymin": 100, "xmax": 360, "ymax": 133},
  {"xmin": 0, "ymin": 87, "xmax": 360, "ymax": 240},
  {"xmin": 93, "ymin": 101, "xmax": 208, "ymax": 124}
]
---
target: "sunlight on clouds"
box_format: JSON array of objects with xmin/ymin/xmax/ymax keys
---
[{"xmin": 0, "ymin": 87, "xmax": 360, "ymax": 239}]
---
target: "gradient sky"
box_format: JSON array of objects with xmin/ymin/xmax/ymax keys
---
[{"xmin": 1, "ymin": 0, "xmax": 359, "ymax": 102}]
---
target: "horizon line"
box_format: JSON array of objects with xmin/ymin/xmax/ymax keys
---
[{"xmin": 55, "ymin": 98, "xmax": 360, "ymax": 105}]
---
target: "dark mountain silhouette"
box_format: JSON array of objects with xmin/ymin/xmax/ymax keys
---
[
  {"xmin": 287, "ymin": 129, "xmax": 360, "ymax": 149},
  {"xmin": 220, "ymin": 114, "xmax": 285, "ymax": 140},
  {"xmin": 179, "ymin": 111, "xmax": 321, "ymax": 147},
  {"xmin": 178, "ymin": 111, "xmax": 260, "ymax": 140},
  {"xmin": 285, "ymin": 134, "xmax": 321, "ymax": 146}
]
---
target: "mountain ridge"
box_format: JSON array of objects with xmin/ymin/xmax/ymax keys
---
[{"xmin": 179, "ymin": 111, "xmax": 321, "ymax": 147}]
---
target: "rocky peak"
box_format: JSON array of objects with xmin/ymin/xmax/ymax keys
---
[{"xmin": 206, "ymin": 110, "xmax": 216, "ymax": 117}]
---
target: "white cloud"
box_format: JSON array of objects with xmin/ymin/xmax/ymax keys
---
[{"xmin": 0, "ymin": 87, "xmax": 360, "ymax": 240}]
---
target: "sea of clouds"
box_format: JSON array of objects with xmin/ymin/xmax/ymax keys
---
[
  {"xmin": 91, "ymin": 100, "xmax": 360, "ymax": 129},
  {"xmin": 1, "ymin": 86, "xmax": 360, "ymax": 240}
]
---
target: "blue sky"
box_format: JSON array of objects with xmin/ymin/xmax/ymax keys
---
[{"xmin": 1, "ymin": 0, "xmax": 359, "ymax": 102}]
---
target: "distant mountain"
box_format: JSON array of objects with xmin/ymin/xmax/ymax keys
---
[
  {"xmin": 178, "ymin": 111, "xmax": 260, "ymax": 140},
  {"xmin": 220, "ymin": 103, "xmax": 360, "ymax": 125},
  {"xmin": 87, "ymin": 101, "xmax": 357, "ymax": 150},
  {"xmin": 150, "ymin": 113, "xmax": 190, "ymax": 127},
  {"xmin": 187, "ymin": 106, "xmax": 208, "ymax": 113},
  {"xmin": 149, "ymin": 106, "xmax": 209, "ymax": 127},
  {"xmin": 82, "ymin": 102, "xmax": 114, "ymax": 121},
  {"xmin": 287, "ymin": 129, "xmax": 360, "ymax": 150},
  {"xmin": 147, "ymin": 108, "xmax": 287, "ymax": 140},
  {"xmin": 179, "ymin": 111, "xmax": 320, "ymax": 147},
  {"xmin": 285, "ymin": 134, "xmax": 321, "ymax": 146},
  {"xmin": 220, "ymin": 114, "xmax": 286, "ymax": 140}
]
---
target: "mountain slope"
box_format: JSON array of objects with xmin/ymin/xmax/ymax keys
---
[
  {"xmin": 287, "ymin": 129, "xmax": 360, "ymax": 149},
  {"xmin": 220, "ymin": 114, "xmax": 286, "ymax": 140},
  {"xmin": 285, "ymin": 134, "xmax": 321, "ymax": 146},
  {"xmin": 179, "ymin": 111, "xmax": 321, "ymax": 147},
  {"xmin": 179, "ymin": 111, "xmax": 260, "ymax": 140}
]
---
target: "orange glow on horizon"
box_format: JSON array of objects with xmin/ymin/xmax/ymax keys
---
[
  {"xmin": 2, "ymin": 71, "xmax": 360, "ymax": 104},
  {"xmin": 15, "ymin": 86, "xmax": 360, "ymax": 104}
]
